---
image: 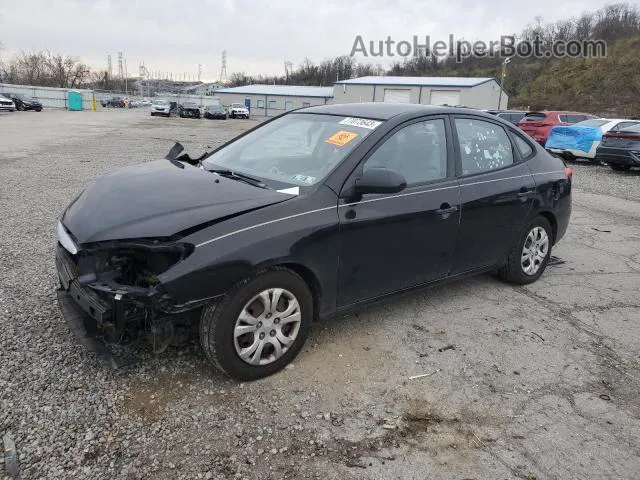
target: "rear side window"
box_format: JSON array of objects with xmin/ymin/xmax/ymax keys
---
[{"xmin": 455, "ymin": 118, "xmax": 514, "ymax": 175}]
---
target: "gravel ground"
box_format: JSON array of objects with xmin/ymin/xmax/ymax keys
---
[{"xmin": 1, "ymin": 109, "xmax": 639, "ymax": 479}]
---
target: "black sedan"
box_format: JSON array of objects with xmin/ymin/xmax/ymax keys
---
[
  {"xmin": 10, "ymin": 93, "xmax": 43, "ymax": 111},
  {"xmin": 204, "ymin": 104, "xmax": 228, "ymax": 120},
  {"xmin": 179, "ymin": 101, "xmax": 201, "ymax": 118},
  {"xmin": 596, "ymin": 123, "xmax": 640, "ymax": 171},
  {"xmin": 55, "ymin": 103, "xmax": 572, "ymax": 380}
]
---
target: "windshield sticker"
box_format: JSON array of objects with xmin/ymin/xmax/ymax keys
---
[
  {"xmin": 339, "ymin": 117, "xmax": 382, "ymax": 130},
  {"xmin": 325, "ymin": 130, "xmax": 358, "ymax": 147},
  {"xmin": 292, "ymin": 174, "xmax": 315, "ymax": 184}
]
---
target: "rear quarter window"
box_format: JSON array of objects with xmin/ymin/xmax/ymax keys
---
[{"xmin": 511, "ymin": 133, "xmax": 534, "ymax": 159}]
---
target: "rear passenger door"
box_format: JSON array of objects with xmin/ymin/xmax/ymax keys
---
[{"xmin": 450, "ymin": 116, "xmax": 536, "ymax": 275}]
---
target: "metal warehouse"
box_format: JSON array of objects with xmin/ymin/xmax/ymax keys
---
[
  {"xmin": 215, "ymin": 85, "xmax": 334, "ymax": 117},
  {"xmin": 332, "ymin": 76, "xmax": 508, "ymax": 110}
]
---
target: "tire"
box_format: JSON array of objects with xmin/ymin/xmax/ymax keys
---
[
  {"xmin": 498, "ymin": 216, "xmax": 553, "ymax": 285},
  {"xmin": 610, "ymin": 164, "xmax": 631, "ymax": 172},
  {"xmin": 35, "ymin": 108, "xmax": 42, "ymax": 112},
  {"xmin": 200, "ymin": 267, "xmax": 313, "ymax": 381},
  {"xmin": 17, "ymin": 104, "xmax": 24, "ymax": 111}
]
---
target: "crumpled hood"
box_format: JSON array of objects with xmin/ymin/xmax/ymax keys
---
[{"xmin": 62, "ymin": 160, "xmax": 292, "ymax": 244}]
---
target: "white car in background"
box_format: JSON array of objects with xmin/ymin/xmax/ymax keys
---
[
  {"xmin": 546, "ymin": 118, "xmax": 640, "ymax": 160},
  {"xmin": 150, "ymin": 99, "xmax": 173, "ymax": 117},
  {"xmin": 228, "ymin": 103, "xmax": 250, "ymax": 119},
  {"xmin": 0, "ymin": 94, "xmax": 16, "ymax": 112}
]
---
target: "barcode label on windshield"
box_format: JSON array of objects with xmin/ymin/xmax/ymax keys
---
[{"xmin": 339, "ymin": 117, "xmax": 382, "ymax": 130}]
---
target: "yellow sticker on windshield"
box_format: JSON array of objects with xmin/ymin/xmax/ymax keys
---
[{"xmin": 325, "ymin": 130, "xmax": 358, "ymax": 147}]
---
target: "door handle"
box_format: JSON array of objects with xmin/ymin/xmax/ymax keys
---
[
  {"xmin": 436, "ymin": 203, "xmax": 458, "ymax": 216},
  {"xmin": 517, "ymin": 187, "xmax": 534, "ymax": 197}
]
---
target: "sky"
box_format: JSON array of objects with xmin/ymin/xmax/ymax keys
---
[{"xmin": 0, "ymin": 0, "xmax": 619, "ymax": 82}]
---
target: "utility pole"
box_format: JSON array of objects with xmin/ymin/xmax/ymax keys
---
[
  {"xmin": 498, "ymin": 57, "xmax": 510, "ymax": 110},
  {"xmin": 124, "ymin": 58, "xmax": 128, "ymax": 96}
]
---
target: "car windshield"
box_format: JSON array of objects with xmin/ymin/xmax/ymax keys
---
[
  {"xmin": 574, "ymin": 119, "xmax": 608, "ymax": 127},
  {"xmin": 202, "ymin": 113, "xmax": 383, "ymax": 187},
  {"xmin": 183, "ymin": 102, "xmax": 197, "ymax": 108},
  {"xmin": 17, "ymin": 94, "xmax": 33, "ymax": 101},
  {"xmin": 209, "ymin": 105, "xmax": 224, "ymax": 111},
  {"xmin": 153, "ymin": 100, "xmax": 168, "ymax": 105}
]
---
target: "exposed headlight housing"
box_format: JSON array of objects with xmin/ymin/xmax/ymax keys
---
[{"xmin": 57, "ymin": 221, "xmax": 78, "ymax": 254}]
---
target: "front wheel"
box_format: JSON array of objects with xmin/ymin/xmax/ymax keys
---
[
  {"xmin": 498, "ymin": 216, "xmax": 552, "ymax": 285},
  {"xmin": 200, "ymin": 268, "xmax": 313, "ymax": 381}
]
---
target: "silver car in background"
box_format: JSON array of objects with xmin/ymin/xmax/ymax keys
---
[{"xmin": 0, "ymin": 94, "xmax": 16, "ymax": 112}]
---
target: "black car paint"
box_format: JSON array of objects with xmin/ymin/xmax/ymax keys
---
[
  {"xmin": 58, "ymin": 103, "xmax": 571, "ymax": 341},
  {"xmin": 10, "ymin": 94, "xmax": 42, "ymax": 111},
  {"xmin": 596, "ymin": 137, "xmax": 640, "ymax": 167}
]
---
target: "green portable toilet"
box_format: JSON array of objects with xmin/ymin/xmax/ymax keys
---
[{"xmin": 67, "ymin": 90, "xmax": 83, "ymax": 111}]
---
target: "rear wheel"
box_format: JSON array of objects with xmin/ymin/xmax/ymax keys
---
[
  {"xmin": 610, "ymin": 164, "xmax": 631, "ymax": 172},
  {"xmin": 200, "ymin": 268, "xmax": 313, "ymax": 381},
  {"xmin": 498, "ymin": 216, "xmax": 552, "ymax": 285}
]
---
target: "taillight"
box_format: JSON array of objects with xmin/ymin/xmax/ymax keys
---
[{"xmin": 565, "ymin": 167, "xmax": 573, "ymax": 179}]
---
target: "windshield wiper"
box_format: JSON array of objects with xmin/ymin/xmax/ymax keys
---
[{"xmin": 207, "ymin": 169, "xmax": 270, "ymax": 189}]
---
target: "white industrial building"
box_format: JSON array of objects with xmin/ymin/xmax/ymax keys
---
[
  {"xmin": 208, "ymin": 76, "xmax": 507, "ymax": 117},
  {"xmin": 215, "ymin": 85, "xmax": 334, "ymax": 117},
  {"xmin": 332, "ymin": 76, "xmax": 507, "ymax": 109}
]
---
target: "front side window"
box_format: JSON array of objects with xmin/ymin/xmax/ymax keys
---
[
  {"xmin": 363, "ymin": 119, "xmax": 448, "ymax": 185},
  {"xmin": 203, "ymin": 113, "xmax": 382, "ymax": 187},
  {"xmin": 455, "ymin": 118, "xmax": 514, "ymax": 175}
]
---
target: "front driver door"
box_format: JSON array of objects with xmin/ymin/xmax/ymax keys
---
[{"xmin": 337, "ymin": 117, "xmax": 461, "ymax": 307}]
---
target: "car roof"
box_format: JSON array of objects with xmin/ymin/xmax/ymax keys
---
[{"xmin": 300, "ymin": 102, "xmax": 492, "ymax": 120}]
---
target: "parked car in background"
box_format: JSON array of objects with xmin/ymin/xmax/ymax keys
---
[
  {"xmin": 179, "ymin": 101, "xmax": 201, "ymax": 119},
  {"xmin": 101, "ymin": 97, "xmax": 125, "ymax": 108},
  {"xmin": 596, "ymin": 123, "xmax": 640, "ymax": 171},
  {"xmin": 229, "ymin": 103, "xmax": 250, "ymax": 119},
  {"xmin": 204, "ymin": 104, "xmax": 228, "ymax": 120},
  {"xmin": 150, "ymin": 99, "xmax": 177, "ymax": 117},
  {"xmin": 518, "ymin": 111, "xmax": 597, "ymax": 145},
  {"xmin": 546, "ymin": 118, "xmax": 640, "ymax": 161},
  {"xmin": 54, "ymin": 103, "xmax": 571, "ymax": 380},
  {"xmin": 9, "ymin": 93, "xmax": 43, "ymax": 111},
  {"xmin": 0, "ymin": 94, "xmax": 16, "ymax": 112}
]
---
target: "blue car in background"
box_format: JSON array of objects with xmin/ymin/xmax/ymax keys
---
[{"xmin": 546, "ymin": 118, "xmax": 640, "ymax": 161}]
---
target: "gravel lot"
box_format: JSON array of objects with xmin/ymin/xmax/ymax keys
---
[{"xmin": 1, "ymin": 109, "xmax": 639, "ymax": 480}]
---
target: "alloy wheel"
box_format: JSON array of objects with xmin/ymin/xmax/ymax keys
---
[{"xmin": 521, "ymin": 226, "xmax": 549, "ymax": 275}]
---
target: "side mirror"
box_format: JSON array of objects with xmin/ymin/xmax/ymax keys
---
[{"xmin": 354, "ymin": 167, "xmax": 407, "ymax": 195}]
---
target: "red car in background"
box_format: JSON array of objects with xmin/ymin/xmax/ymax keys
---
[{"xmin": 518, "ymin": 111, "xmax": 597, "ymax": 145}]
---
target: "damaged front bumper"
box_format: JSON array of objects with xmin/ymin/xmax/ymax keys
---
[{"xmin": 55, "ymin": 238, "xmax": 208, "ymax": 368}]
